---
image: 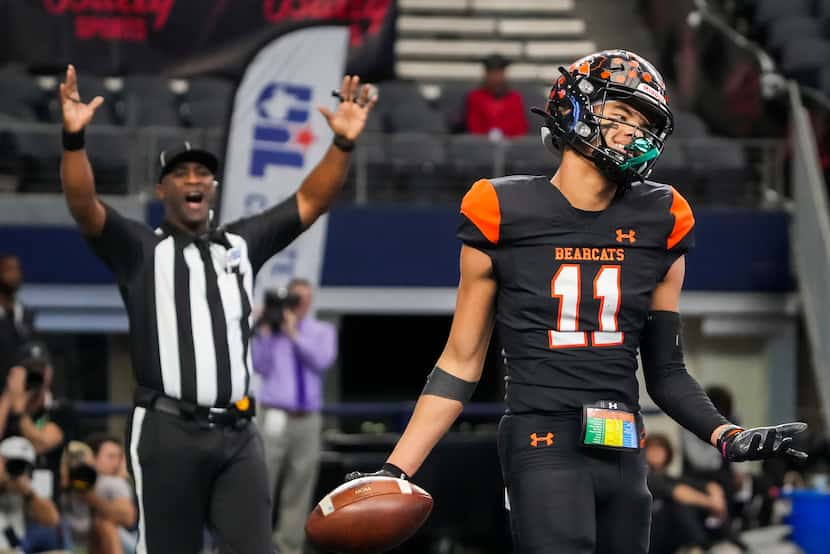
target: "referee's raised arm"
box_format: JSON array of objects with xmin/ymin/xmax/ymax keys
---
[
  {"xmin": 295, "ymin": 75, "xmax": 378, "ymax": 228},
  {"xmin": 58, "ymin": 64, "xmax": 106, "ymax": 237}
]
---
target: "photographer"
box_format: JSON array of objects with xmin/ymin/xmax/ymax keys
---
[
  {"xmin": 0, "ymin": 437, "xmax": 60, "ymax": 553},
  {"xmin": 61, "ymin": 439, "xmax": 136, "ymax": 554},
  {"xmin": 0, "ymin": 343, "xmax": 63, "ymax": 458},
  {"xmin": 252, "ymin": 278, "xmax": 337, "ymax": 554},
  {"xmin": 0, "ymin": 255, "xmax": 34, "ymax": 386}
]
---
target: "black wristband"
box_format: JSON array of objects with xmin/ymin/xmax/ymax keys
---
[
  {"xmin": 382, "ymin": 462, "xmax": 409, "ymax": 480},
  {"xmin": 333, "ymin": 134, "xmax": 355, "ymax": 153},
  {"xmin": 62, "ymin": 128, "xmax": 85, "ymax": 151}
]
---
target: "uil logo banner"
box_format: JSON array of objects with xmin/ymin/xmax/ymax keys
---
[
  {"xmin": 249, "ymin": 83, "xmax": 316, "ymax": 176},
  {"xmin": 220, "ymin": 25, "xmax": 349, "ymax": 299}
]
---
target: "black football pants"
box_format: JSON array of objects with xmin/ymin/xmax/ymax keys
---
[
  {"xmin": 125, "ymin": 407, "xmax": 273, "ymax": 554},
  {"xmin": 498, "ymin": 413, "xmax": 652, "ymax": 554}
]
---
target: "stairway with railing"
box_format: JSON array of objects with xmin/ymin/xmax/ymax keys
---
[{"xmin": 788, "ymin": 81, "xmax": 830, "ymax": 430}]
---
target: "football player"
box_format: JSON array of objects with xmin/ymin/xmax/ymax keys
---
[{"xmin": 348, "ymin": 50, "xmax": 806, "ymax": 553}]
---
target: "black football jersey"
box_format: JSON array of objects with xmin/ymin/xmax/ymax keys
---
[{"xmin": 457, "ymin": 175, "xmax": 694, "ymax": 414}]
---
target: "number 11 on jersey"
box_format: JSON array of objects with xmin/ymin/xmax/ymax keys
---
[{"xmin": 550, "ymin": 264, "xmax": 623, "ymax": 348}]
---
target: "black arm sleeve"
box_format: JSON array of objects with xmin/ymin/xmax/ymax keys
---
[
  {"xmin": 640, "ymin": 311, "xmax": 730, "ymax": 443},
  {"xmin": 223, "ymin": 194, "xmax": 303, "ymax": 274}
]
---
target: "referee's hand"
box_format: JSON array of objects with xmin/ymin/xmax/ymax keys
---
[
  {"xmin": 318, "ymin": 75, "xmax": 378, "ymax": 142},
  {"xmin": 59, "ymin": 64, "xmax": 104, "ymax": 133}
]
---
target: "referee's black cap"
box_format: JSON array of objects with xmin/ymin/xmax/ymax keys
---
[{"xmin": 158, "ymin": 141, "xmax": 219, "ymax": 180}]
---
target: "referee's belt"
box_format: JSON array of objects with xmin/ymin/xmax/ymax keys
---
[{"xmin": 135, "ymin": 388, "xmax": 255, "ymax": 429}]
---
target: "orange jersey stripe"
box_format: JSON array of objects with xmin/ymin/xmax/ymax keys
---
[
  {"xmin": 460, "ymin": 179, "xmax": 501, "ymax": 244},
  {"xmin": 667, "ymin": 186, "xmax": 694, "ymax": 250}
]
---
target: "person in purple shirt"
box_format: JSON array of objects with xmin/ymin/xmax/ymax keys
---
[{"xmin": 251, "ymin": 278, "xmax": 337, "ymax": 554}]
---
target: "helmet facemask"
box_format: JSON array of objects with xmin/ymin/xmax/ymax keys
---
[{"xmin": 533, "ymin": 51, "xmax": 674, "ymax": 192}]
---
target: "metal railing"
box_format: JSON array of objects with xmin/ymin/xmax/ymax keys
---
[
  {"xmin": 0, "ymin": 121, "xmax": 785, "ymax": 208},
  {"xmin": 788, "ymin": 81, "xmax": 830, "ymax": 431}
]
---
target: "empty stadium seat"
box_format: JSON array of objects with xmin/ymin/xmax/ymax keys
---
[
  {"xmin": 779, "ymin": 38, "xmax": 830, "ymax": 88},
  {"xmin": 181, "ymin": 77, "xmax": 235, "ymax": 128},
  {"xmin": 650, "ymin": 140, "xmax": 691, "ymax": 189},
  {"xmin": 433, "ymin": 82, "xmax": 471, "ymax": 133},
  {"xmin": 504, "ymin": 135, "xmax": 557, "ymax": 175},
  {"xmin": 15, "ymin": 128, "xmax": 62, "ymax": 193},
  {"xmin": 752, "ymin": 0, "xmax": 811, "ymax": 31},
  {"xmin": 820, "ymin": 64, "xmax": 830, "ymax": 99},
  {"xmin": 0, "ymin": 75, "xmax": 42, "ymax": 121},
  {"xmin": 671, "ymin": 111, "xmax": 709, "ymax": 138},
  {"xmin": 86, "ymin": 126, "xmax": 131, "ymax": 194},
  {"xmin": 446, "ymin": 134, "xmax": 500, "ymax": 184},
  {"xmin": 384, "ymin": 132, "xmax": 449, "ymax": 203},
  {"xmin": 765, "ymin": 16, "xmax": 823, "ymax": 57},
  {"xmin": 378, "ymin": 81, "xmax": 447, "ymax": 133},
  {"xmin": 123, "ymin": 75, "xmax": 183, "ymax": 127},
  {"xmin": 685, "ymin": 137, "xmax": 753, "ymax": 206}
]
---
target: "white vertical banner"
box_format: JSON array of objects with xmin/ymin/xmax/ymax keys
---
[{"xmin": 219, "ymin": 25, "xmax": 349, "ymax": 298}]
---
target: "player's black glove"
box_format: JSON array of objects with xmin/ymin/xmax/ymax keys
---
[
  {"xmin": 345, "ymin": 462, "xmax": 409, "ymax": 482},
  {"xmin": 717, "ymin": 422, "xmax": 809, "ymax": 462}
]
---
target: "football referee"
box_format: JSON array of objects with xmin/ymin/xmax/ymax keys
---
[{"xmin": 58, "ymin": 64, "xmax": 377, "ymax": 554}]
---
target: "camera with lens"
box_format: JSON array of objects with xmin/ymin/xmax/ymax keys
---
[
  {"xmin": 260, "ymin": 287, "xmax": 302, "ymax": 330},
  {"xmin": 15, "ymin": 341, "xmax": 49, "ymax": 391},
  {"xmin": 0, "ymin": 437, "xmax": 35, "ymax": 480},
  {"xmin": 62, "ymin": 441, "xmax": 97, "ymax": 493}
]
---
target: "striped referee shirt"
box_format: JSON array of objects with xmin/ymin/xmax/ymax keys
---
[{"xmin": 87, "ymin": 196, "xmax": 303, "ymax": 408}]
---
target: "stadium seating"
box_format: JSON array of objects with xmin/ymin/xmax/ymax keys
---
[
  {"xmin": 779, "ymin": 38, "xmax": 830, "ymax": 89},
  {"xmin": 122, "ymin": 75, "xmax": 183, "ymax": 127}
]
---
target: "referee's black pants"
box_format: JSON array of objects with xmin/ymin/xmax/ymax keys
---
[
  {"xmin": 498, "ymin": 413, "xmax": 652, "ymax": 554},
  {"xmin": 125, "ymin": 406, "xmax": 273, "ymax": 554}
]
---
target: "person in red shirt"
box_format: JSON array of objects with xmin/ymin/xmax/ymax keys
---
[{"xmin": 465, "ymin": 54, "xmax": 529, "ymax": 138}]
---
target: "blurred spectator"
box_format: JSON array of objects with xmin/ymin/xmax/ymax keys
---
[
  {"xmin": 60, "ymin": 439, "xmax": 137, "ymax": 554},
  {"xmin": 88, "ymin": 434, "xmax": 129, "ymax": 481},
  {"xmin": 646, "ymin": 433, "xmax": 731, "ymax": 553},
  {"xmin": 0, "ymin": 255, "xmax": 33, "ymax": 386},
  {"xmin": 0, "ymin": 436, "xmax": 60, "ymax": 553},
  {"xmin": 465, "ymin": 54, "xmax": 529, "ymax": 139},
  {"xmin": 252, "ymin": 278, "xmax": 337, "ymax": 554},
  {"xmin": 0, "ymin": 342, "xmax": 74, "ymax": 501}
]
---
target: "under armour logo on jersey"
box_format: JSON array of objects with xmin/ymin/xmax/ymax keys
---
[
  {"xmin": 616, "ymin": 229, "xmax": 637, "ymax": 243},
  {"xmin": 530, "ymin": 432, "xmax": 554, "ymax": 447},
  {"xmin": 608, "ymin": 402, "xmax": 619, "ymax": 409}
]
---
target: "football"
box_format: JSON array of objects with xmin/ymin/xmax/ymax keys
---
[{"xmin": 305, "ymin": 476, "xmax": 433, "ymax": 553}]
